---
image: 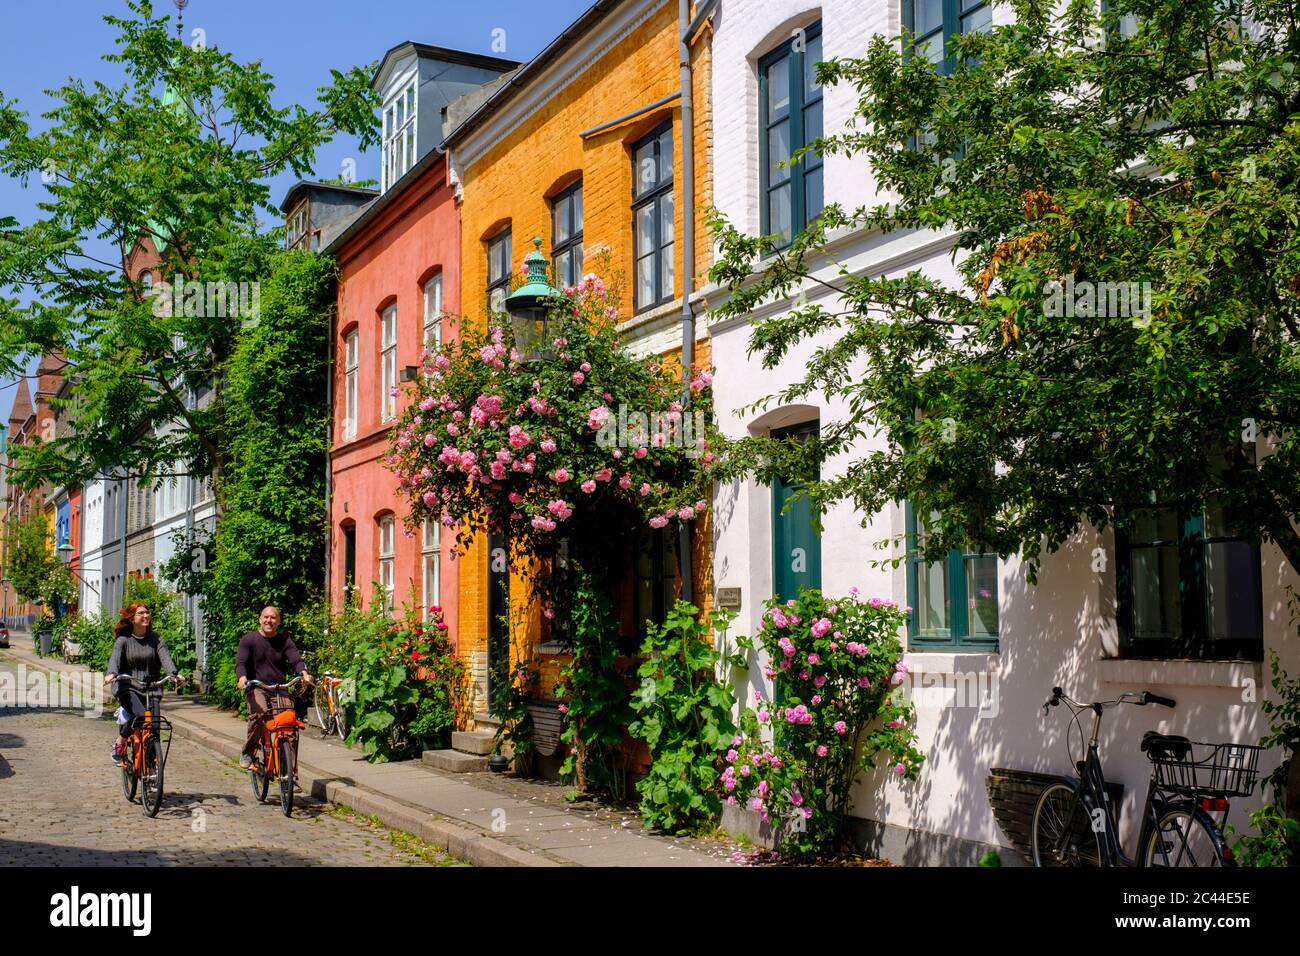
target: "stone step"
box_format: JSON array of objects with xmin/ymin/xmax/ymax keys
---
[
  {"xmin": 451, "ymin": 730, "xmax": 497, "ymax": 756},
  {"xmin": 421, "ymin": 749, "xmax": 488, "ymax": 773}
]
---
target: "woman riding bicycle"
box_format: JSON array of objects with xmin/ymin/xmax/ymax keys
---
[{"xmin": 103, "ymin": 602, "xmax": 185, "ymax": 763}]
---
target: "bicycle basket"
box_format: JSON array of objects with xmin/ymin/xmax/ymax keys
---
[{"xmin": 1148, "ymin": 740, "xmax": 1263, "ymax": 798}]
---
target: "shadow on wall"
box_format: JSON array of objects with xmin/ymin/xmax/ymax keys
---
[{"xmin": 851, "ymin": 525, "xmax": 1296, "ymax": 865}]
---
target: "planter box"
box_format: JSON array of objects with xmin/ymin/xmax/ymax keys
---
[{"xmin": 721, "ymin": 802, "xmax": 797, "ymax": 850}]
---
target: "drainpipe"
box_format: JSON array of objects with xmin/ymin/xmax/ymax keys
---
[
  {"xmin": 324, "ymin": 283, "xmax": 335, "ymax": 610},
  {"xmin": 677, "ymin": 0, "xmax": 698, "ymax": 604}
]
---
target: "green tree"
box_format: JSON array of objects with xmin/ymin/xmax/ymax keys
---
[
  {"xmin": 0, "ymin": 0, "xmax": 377, "ymax": 495},
  {"xmin": 163, "ymin": 249, "xmax": 335, "ymax": 706},
  {"xmin": 3, "ymin": 511, "xmax": 74, "ymax": 609},
  {"xmin": 710, "ymin": 0, "xmax": 1300, "ymax": 577}
]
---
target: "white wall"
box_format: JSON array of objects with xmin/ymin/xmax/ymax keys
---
[{"xmin": 707, "ymin": 0, "xmax": 1300, "ymax": 860}]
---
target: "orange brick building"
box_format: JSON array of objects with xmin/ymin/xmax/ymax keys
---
[{"xmin": 442, "ymin": 0, "xmax": 717, "ymax": 757}]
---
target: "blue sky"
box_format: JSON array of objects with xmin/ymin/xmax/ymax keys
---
[{"xmin": 0, "ymin": 0, "xmax": 593, "ymax": 429}]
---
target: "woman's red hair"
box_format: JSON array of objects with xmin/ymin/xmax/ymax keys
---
[{"xmin": 114, "ymin": 602, "xmax": 155, "ymax": 638}]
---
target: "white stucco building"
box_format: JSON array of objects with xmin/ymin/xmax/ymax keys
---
[{"xmin": 703, "ymin": 0, "xmax": 1300, "ymax": 863}]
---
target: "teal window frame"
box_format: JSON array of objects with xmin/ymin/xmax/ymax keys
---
[
  {"xmin": 905, "ymin": 502, "xmax": 999, "ymax": 651},
  {"xmin": 902, "ymin": 0, "xmax": 991, "ymax": 77},
  {"xmin": 1116, "ymin": 507, "xmax": 1263, "ymax": 661},
  {"xmin": 758, "ymin": 20, "xmax": 824, "ymax": 249}
]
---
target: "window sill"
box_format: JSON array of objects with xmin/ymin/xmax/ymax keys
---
[
  {"xmin": 1097, "ymin": 658, "xmax": 1262, "ymax": 690},
  {"xmin": 902, "ymin": 651, "xmax": 999, "ymax": 675},
  {"xmin": 533, "ymin": 641, "xmax": 569, "ymax": 656}
]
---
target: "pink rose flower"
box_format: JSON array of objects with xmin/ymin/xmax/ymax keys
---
[
  {"xmin": 552, "ymin": 468, "xmax": 569, "ymax": 483},
  {"xmin": 581, "ymin": 479, "xmax": 597, "ymax": 493},
  {"xmin": 834, "ymin": 720, "xmax": 848, "ymax": 735},
  {"xmin": 816, "ymin": 745, "xmax": 828, "ymax": 757}
]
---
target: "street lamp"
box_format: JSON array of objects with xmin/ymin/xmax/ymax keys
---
[{"xmin": 505, "ymin": 237, "xmax": 563, "ymax": 363}]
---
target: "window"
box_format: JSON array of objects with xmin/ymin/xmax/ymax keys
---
[
  {"xmin": 905, "ymin": 503, "xmax": 999, "ymax": 649},
  {"xmin": 286, "ymin": 207, "xmax": 309, "ymax": 249},
  {"xmin": 378, "ymin": 515, "xmax": 395, "ymax": 613},
  {"xmin": 759, "ymin": 22, "xmax": 824, "ymax": 247},
  {"xmin": 382, "ymin": 81, "xmax": 417, "ymax": 192},
  {"xmin": 551, "ymin": 181, "xmax": 584, "ymax": 288},
  {"xmin": 380, "ymin": 305, "xmax": 397, "ymax": 422},
  {"xmin": 422, "ymin": 518, "xmax": 441, "ymax": 620},
  {"xmin": 903, "ymin": 0, "xmax": 991, "ymax": 75},
  {"xmin": 422, "ymin": 274, "xmax": 443, "ymax": 352},
  {"xmin": 632, "ymin": 124, "xmax": 674, "ymax": 311},
  {"xmin": 1117, "ymin": 505, "xmax": 1262, "ymax": 661},
  {"xmin": 487, "ymin": 230, "xmax": 512, "ymax": 314},
  {"xmin": 344, "ymin": 330, "xmax": 359, "ymax": 439},
  {"xmin": 634, "ymin": 525, "xmax": 678, "ymax": 642},
  {"xmin": 140, "ymin": 270, "xmax": 154, "ymax": 295}
]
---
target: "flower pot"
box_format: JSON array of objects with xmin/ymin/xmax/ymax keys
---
[{"xmin": 488, "ymin": 754, "xmax": 510, "ymax": 773}]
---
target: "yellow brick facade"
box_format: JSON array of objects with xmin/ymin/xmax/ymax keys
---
[{"xmin": 451, "ymin": 0, "xmax": 715, "ymax": 729}]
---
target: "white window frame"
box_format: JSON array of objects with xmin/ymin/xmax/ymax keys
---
[
  {"xmin": 344, "ymin": 330, "xmax": 359, "ymax": 440},
  {"xmin": 381, "ymin": 80, "xmax": 417, "ymax": 193},
  {"xmin": 423, "ymin": 274, "xmax": 443, "ymax": 352},
  {"xmin": 378, "ymin": 515, "xmax": 395, "ymax": 613},
  {"xmin": 422, "ymin": 518, "xmax": 440, "ymax": 620},
  {"xmin": 381, "ymin": 305, "xmax": 398, "ymax": 422}
]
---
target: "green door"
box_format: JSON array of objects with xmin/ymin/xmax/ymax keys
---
[{"xmin": 771, "ymin": 423, "xmax": 821, "ymax": 602}]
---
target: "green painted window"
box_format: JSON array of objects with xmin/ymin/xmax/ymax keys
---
[
  {"xmin": 905, "ymin": 503, "xmax": 999, "ymax": 650},
  {"xmin": 903, "ymin": 0, "xmax": 991, "ymax": 75},
  {"xmin": 759, "ymin": 22, "xmax": 824, "ymax": 248},
  {"xmin": 1116, "ymin": 505, "xmax": 1262, "ymax": 661}
]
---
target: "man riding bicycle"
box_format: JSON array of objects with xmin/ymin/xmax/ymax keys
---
[{"xmin": 236, "ymin": 606, "xmax": 312, "ymax": 772}]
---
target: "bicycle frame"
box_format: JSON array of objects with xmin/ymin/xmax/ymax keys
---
[{"xmin": 1053, "ymin": 703, "xmax": 1173, "ymax": 867}]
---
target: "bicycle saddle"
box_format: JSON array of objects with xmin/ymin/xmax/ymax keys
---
[{"xmin": 1140, "ymin": 731, "xmax": 1191, "ymax": 760}]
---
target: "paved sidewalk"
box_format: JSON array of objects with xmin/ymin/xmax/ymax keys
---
[{"xmin": 4, "ymin": 644, "xmax": 733, "ymax": 868}]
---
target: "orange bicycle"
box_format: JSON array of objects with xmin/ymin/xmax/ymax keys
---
[
  {"xmin": 312, "ymin": 672, "xmax": 349, "ymax": 740},
  {"xmin": 246, "ymin": 677, "xmax": 305, "ymax": 816},
  {"xmin": 114, "ymin": 676, "xmax": 177, "ymax": 818}
]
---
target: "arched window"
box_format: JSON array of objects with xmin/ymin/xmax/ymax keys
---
[{"xmin": 377, "ymin": 514, "xmax": 395, "ymax": 613}]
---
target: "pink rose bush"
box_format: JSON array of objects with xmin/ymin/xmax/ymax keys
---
[
  {"xmin": 724, "ymin": 589, "xmax": 923, "ymax": 857},
  {"xmin": 386, "ymin": 277, "xmax": 720, "ymax": 565}
]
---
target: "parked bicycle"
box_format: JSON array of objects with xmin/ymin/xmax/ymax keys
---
[
  {"xmin": 245, "ymin": 677, "xmax": 305, "ymax": 817},
  {"xmin": 1031, "ymin": 685, "xmax": 1261, "ymax": 867},
  {"xmin": 312, "ymin": 672, "xmax": 349, "ymax": 741},
  {"xmin": 113, "ymin": 675, "xmax": 177, "ymax": 818}
]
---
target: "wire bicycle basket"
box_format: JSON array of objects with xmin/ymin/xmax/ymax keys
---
[{"xmin": 1148, "ymin": 741, "xmax": 1263, "ymax": 799}]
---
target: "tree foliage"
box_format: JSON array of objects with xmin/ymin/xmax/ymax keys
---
[
  {"xmin": 711, "ymin": 0, "xmax": 1300, "ymax": 577},
  {"xmin": 0, "ymin": 0, "xmax": 377, "ymax": 493}
]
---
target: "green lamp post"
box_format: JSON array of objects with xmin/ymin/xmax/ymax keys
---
[{"xmin": 505, "ymin": 237, "xmax": 563, "ymax": 362}]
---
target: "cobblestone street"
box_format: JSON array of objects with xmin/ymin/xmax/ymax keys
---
[{"xmin": 0, "ymin": 654, "xmax": 461, "ymax": 866}]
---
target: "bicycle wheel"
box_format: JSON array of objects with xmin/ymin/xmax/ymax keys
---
[
  {"xmin": 277, "ymin": 736, "xmax": 295, "ymax": 817},
  {"xmin": 249, "ymin": 742, "xmax": 269, "ymax": 803},
  {"xmin": 141, "ymin": 737, "xmax": 164, "ymax": 818},
  {"xmin": 120, "ymin": 739, "xmax": 138, "ymax": 803},
  {"xmin": 1031, "ymin": 782, "xmax": 1104, "ymax": 866},
  {"xmin": 313, "ymin": 682, "xmax": 332, "ymax": 733},
  {"xmin": 333, "ymin": 691, "xmax": 348, "ymax": 741},
  {"xmin": 1141, "ymin": 806, "xmax": 1230, "ymax": 867}
]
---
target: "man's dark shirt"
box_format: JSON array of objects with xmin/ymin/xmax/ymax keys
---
[{"xmin": 235, "ymin": 631, "xmax": 305, "ymax": 685}]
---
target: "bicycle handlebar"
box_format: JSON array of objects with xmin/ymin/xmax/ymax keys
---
[
  {"xmin": 1043, "ymin": 686, "xmax": 1177, "ymax": 715},
  {"xmin": 110, "ymin": 675, "xmax": 179, "ymax": 691},
  {"xmin": 245, "ymin": 676, "xmax": 305, "ymax": 692}
]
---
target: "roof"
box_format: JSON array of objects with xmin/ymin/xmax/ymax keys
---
[
  {"xmin": 7, "ymin": 377, "xmax": 32, "ymax": 430},
  {"xmin": 441, "ymin": 0, "xmax": 624, "ymax": 149},
  {"xmin": 278, "ymin": 180, "xmax": 379, "ymax": 215},
  {"xmin": 371, "ymin": 42, "xmax": 520, "ymax": 92},
  {"xmin": 322, "ymin": 149, "xmax": 445, "ymax": 256}
]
